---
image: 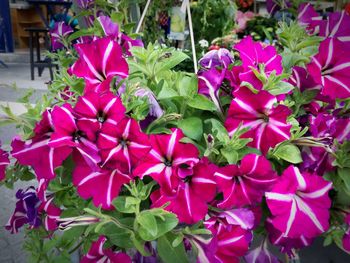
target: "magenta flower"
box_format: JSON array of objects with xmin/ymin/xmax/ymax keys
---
[
  {"xmin": 297, "ymin": 3, "xmax": 323, "ymax": 33},
  {"xmin": 215, "ymin": 154, "xmax": 277, "ymax": 208},
  {"xmin": 5, "ymin": 187, "xmax": 41, "ymax": 233},
  {"xmin": 150, "ymin": 158, "xmax": 217, "ymax": 224},
  {"xmin": 199, "ymin": 48, "xmax": 234, "ymax": 69},
  {"xmin": 11, "ymin": 109, "xmax": 71, "ymax": 180},
  {"xmin": 202, "ymin": 213, "xmax": 253, "ymax": 263},
  {"xmin": 73, "ymin": 164, "xmax": 132, "ymax": 210},
  {"xmin": 98, "ymin": 118, "xmax": 151, "ymax": 173},
  {"xmin": 49, "ymin": 104, "xmax": 100, "ymax": 168},
  {"xmin": 69, "ymin": 37, "xmax": 128, "ymax": 93},
  {"xmin": 319, "ymin": 11, "xmax": 350, "ymax": 42},
  {"xmin": 38, "ymin": 197, "xmax": 61, "ymax": 231},
  {"xmin": 97, "ymin": 15, "xmax": 143, "ymax": 56},
  {"xmin": 266, "ymin": 218, "xmax": 313, "ymax": 257},
  {"xmin": 0, "ymin": 144, "xmax": 9, "ymax": 181},
  {"xmin": 134, "ymin": 128, "xmax": 199, "ymax": 196},
  {"xmin": 81, "ymin": 236, "xmax": 132, "ymax": 263},
  {"xmin": 244, "ymin": 239, "xmax": 279, "ymax": 263},
  {"xmin": 234, "ymin": 36, "xmax": 283, "ymax": 89},
  {"xmin": 265, "ymin": 166, "xmax": 332, "ymax": 239},
  {"xmin": 307, "ymin": 38, "xmax": 350, "ymax": 100},
  {"xmin": 74, "ymin": 91, "xmax": 126, "ymax": 141},
  {"xmin": 49, "ymin": 21, "xmax": 73, "ymax": 50},
  {"xmin": 289, "ymin": 66, "xmax": 322, "ymax": 92},
  {"xmin": 225, "ymin": 88, "xmax": 292, "ymax": 155}
]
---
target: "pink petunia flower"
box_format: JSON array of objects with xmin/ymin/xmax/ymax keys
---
[
  {"xmin": 150, "ymin": 158, "xmax": 217, "ymax": 224},
  {"xmin": 297, "ymin": 3, "xmax": 323, "ymax": 34},
  {"xmin": 0, "ymin": 144, "xmax": 9, "ymax": 181},
  {"xmin": 234, "ymin": 36, "xmax": 283, "ymax": 90},
  {"xmin": 74, "ymin": 91, "xmax": 126, "ymax": 141},
  {"xmin": 97, "ymin": 15, "xmax": 143, "ymax": 56},
  {"xmin": 319, "ymin": 11, "xmax": 350, "ymax": 43},
  {"xmin": 244, "ymin": 238, "xmax": 280, "ymax": 263},
  {"xmin": 81, "ymin": 236, "xmax": 132, "ymax": 263},
  {"xmin": 73, "ymin": 163, "xmax": 132, "ymax": 210},
  {"xmin": 265, "ymin": 166, "xmax": 332, "ymax": 239},
  {"xmin": 307, "ymin": 38, "xmax": 350, "ymax": 100},
  {"xmin": 266, "ymin": 218, "xmax": 313, "ymax": 257},
  {"xmin": 225, "ymin": 88, "xmax": 292, "ymax": 155},
  {"xmin": 49, "ymin": 21, "xmax": 73, "ymax": 50},
  {"xmin": 215, "ymin": 153, "xmax": 277, "ymax": 208},
  {"xmin": 133, "ymin": 128, "xmax": 199, "ymax": 196},
  {"xmin": 38, "ymin": 197, "xmax": 61, "ymax": 231},
  {"xmin": 200, "ymin": 211, "xmax": 253, "ymax": 263},
  {"xmin": 11, "ymin": 109, "xmax": 71, "ymax": 180},
  {"xmin": 234, "ymin": 11, "xmax": 255, "ymax": 33},
  {"xmin": 49, "ymin": 104, "xmax": 100, "ymax": 168},
  {"xmin": 69, "ymin": 37, "xmax": 129, "ymax": 94},
  {"xmin": 98, "ymin": 117, "xmax": 151, "ymax": 173}
]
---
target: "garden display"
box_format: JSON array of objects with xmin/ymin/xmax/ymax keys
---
[{"xmin": 1, "ymin": 0, "xmax": 350, "ymax": 262}]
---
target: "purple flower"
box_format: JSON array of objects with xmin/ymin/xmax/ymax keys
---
[
  {"xmin": 74, "ymin": 0, "xmax": 94, "ymax": 9},
  {"xmin": 50, "ymin": 22, "xmax": 73, "ymax": 50},
  {"xmin": 244, "ymin": 239, "xmax": 280, "ymax": 263},
  {"xmin": 297, "ymin": 3, "xmax": 323, "ymax": 34},
  {"xmin": 97, "ymin": 15, "xmax": 144, "ymax": 56},
  {"xmin": 199, "ymin": 48, "xmax": 234, "ymax": 69},
  {"xmin": 134, "ymin": 88, "xmax": 164, "ymax": 118},
  {"xmin": 319, "ymin": 11, "xmax": 350, "ymax": 43},
  {"xmin": 5, "ymin": 187, "xmax": 41, "ymax": 233}
]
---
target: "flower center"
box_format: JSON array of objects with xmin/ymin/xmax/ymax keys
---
[
  {"xmin": 164, "ymin": 159, "xmax": 172, "ymax": 167},
  {"xmin": 97, "ymin": 111, "xmax": 105, "ymax": 123},
  {"xmin": 119, "ymin": 139, "xmax": 128, "ymax": 147},
  {"xmin": 73, "ymin": 130, "xmax": 85, "ymax": 141}
]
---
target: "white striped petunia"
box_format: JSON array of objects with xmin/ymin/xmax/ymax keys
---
[
  {"xmin": 81, "ymin": 236, "xmax": 132, "ymax": 263},
  {"xmin": 74, "ymin": 91, "xmax": 126, "ymax": 141},
  {"xmin": 215, "ymin": 154, "xmax": 277, "ymax": 208},
  {"xmin": 11, "ymin": 110, "xmax": 71, "ymax": 180},
  {"xmin": 265, "ymin": 166, "xmax": 332, "ymax": 239},
  {"xmin": 97, "ymin": 117, "xmax": 151, "ymax": 174},
  {"xmin": 69, "ymin": 37, "xmax": 129, "ymax": 94},
  {"xmin": 150, "ymin": 158, "xmax": 217, "ymax": 224},
  {"xmin": 225, "ymin": 88, "xmax": 292, "ymax": 155},
  {"xmin": 307, "ymin": 38, "xmax": 350, "ymax": 99},
  {"xmin": 133, "ymin": 128, "xmax": 199, "ymax": 196},
  {"xmin": 73, "ymin": 163, "xmax": 132, "ymax": 210},
  {"xmin": 319, "ymin": 11, "xmax": 350, "ymax": 43}
]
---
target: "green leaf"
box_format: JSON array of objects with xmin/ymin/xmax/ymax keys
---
[
  {"xmin": 158, "ymin": 85, "xmax": 179, "ymax": 100},
  {"xmin": 268, "ymin": 81, "xmax": 295, "ymax": 95},
  {"xmin": 221, "ymin": 148, "xmax": 239, "ymax": 164},
  {"xmin": 188, "ymin": 95, "xmax": 217, "ymax": 111},
  {"xmin": 178, "ymin": 75, "xmax": 198, "ymax": 97},
  {"xmin": 112, "ymin": 196, "xmax": 140, "ymax": 214},
  {"xmin": 137, "ymin": 212, "xmax": 158, "ymax": 240},
  {"xmin": 178, "ymin": 117, "xmax": 203, "ymax": 141},
  {"xmin": 338, "ymin": 168, "xmax": 350, "ymax": 192},
  {"xmin": 157, "ymin": 233, "xmax": 190, "ymax": 263},
  {"xmin": 154, "ymin": 51, "xmax": 188, "ymax": 74},
  {"xmin": 272, "ymin": 143, "xmax": 302, "ymax": 164}
]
